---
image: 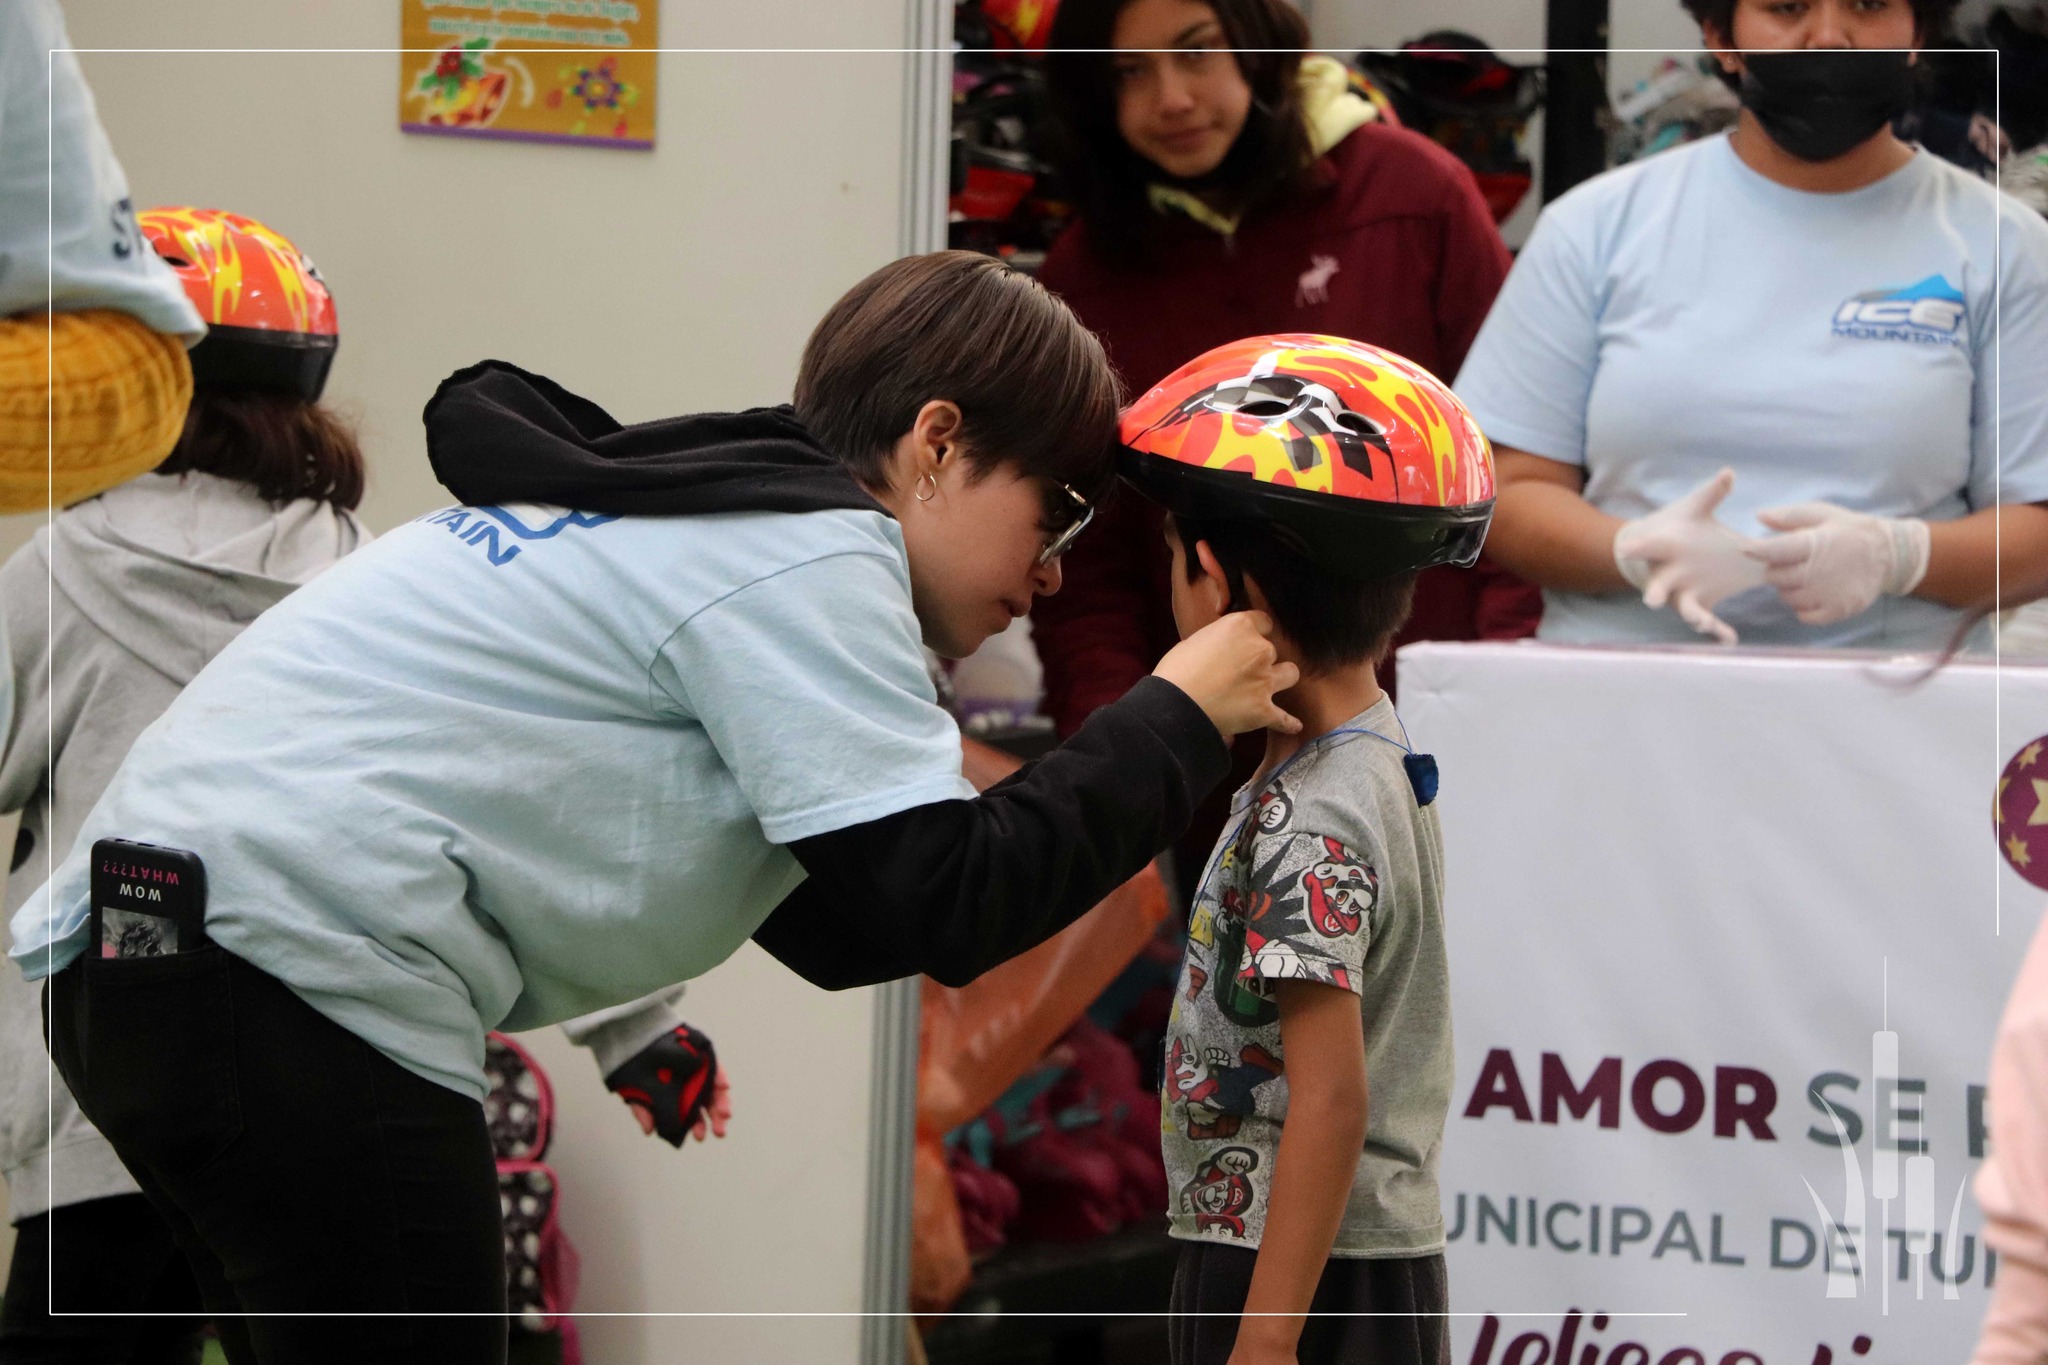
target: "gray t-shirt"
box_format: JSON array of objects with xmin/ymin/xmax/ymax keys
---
[{"xmin": 1162, "ymin": 696, "xmax": 1451, "ymax": 1256}]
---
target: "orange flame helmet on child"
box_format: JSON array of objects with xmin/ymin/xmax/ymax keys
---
[
  {"xmin": 137, "ymin": 207, "xmax": 339, "ymax": 401},
  {"xmin": 1118, "ymin": 334, "xmax": 1495, "ymax": 580}
]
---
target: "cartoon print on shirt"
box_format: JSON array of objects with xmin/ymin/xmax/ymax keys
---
[
  {"xmin": 1214, "ymin": 832, "xmax": 1370, "ymax": 1023},
  {"xmin": 1167, "ymin": 1036, "xmax": 1283, "ymax": 1139},
  {"xmin": 1239, "ymin": 928, "xmax": 1355, "ymax": 993},
  {"xmin": 1245, "ymin": 933, "xmax": 1308, "ymax": 980},
  {"xmin": 1186, "ymin": 963, "xmax": 1209, "ymax": 1001},
  {"xmin": 1218, "ymin": 883, "xmax": 1276, "ymax": 932},
  {"xmin": 1212, "ymin": 837, "xmax": 1306, "ymax": 1024},
  {"xmin": 1255, "ymin": 784, "xmax": 1294, "ymax": 834},
  {"xmin": 1180, "ymin": 1146, "xmax": 1261, "ymax": 1237},
  {"xmin": 1301, "ymin": 835, "xmax": 1376, "ymax": 939}
]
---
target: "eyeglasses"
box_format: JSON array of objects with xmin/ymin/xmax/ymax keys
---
[{"xmin": 1038, "ymin": 482, "xmax": 1095, "ymax": 566}]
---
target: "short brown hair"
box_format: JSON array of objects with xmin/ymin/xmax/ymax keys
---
[
  {"xmin": 156, "ymin": 387, "xmax": 365, "ymax": 509},
  {"xmin": 794, "ymin": 251, "xmax": 1121, "ymax": 497},
  {"xmin": 1046, "ymin": 0, "xmax": 1318, "ymax": 268},
  {"xmin": 1174, "ymin": 513, "xmax": 1418, "ymax": 671}
]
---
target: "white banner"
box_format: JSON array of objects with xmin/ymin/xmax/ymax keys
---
[{"xmin": 1399, "ymin": 643, "xmax": 2048, "ymax": 1365}]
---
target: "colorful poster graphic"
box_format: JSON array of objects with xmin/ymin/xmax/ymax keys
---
[{"xmin": 399, "ymin": 1, "xmax": 656, "ymax": 150}]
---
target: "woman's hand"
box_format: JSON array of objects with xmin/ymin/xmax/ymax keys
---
[
  {"xmin": 1613, "ymin": 469, "xmax": 1765, "ymax": 644},
  {"xmin": 1153, "ymin": 611, "xmax": 1301, "ymax": 738},
  {"xmin": 628, "ymin": 1067, "xmax": 731, "ymax": 1142},
  {"xmin": 606, "ymin": 1022, "xmax": 725, "ymax": 1146},
  {"xmin": 692, "ymin": 1068, "xmax": 731, "ymax": 1142},
  {"xmin": 1745, "ymin": 502, "xmax": 1930, "ymax": 624}
]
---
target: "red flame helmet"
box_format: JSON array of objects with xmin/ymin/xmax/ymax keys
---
[
  {"xmin": 1118, "ymin": 334, "xmax": 1495, "ymax": 580},
  {"xmin": 137, "ymin": 207, "xmax": 338, "ymax": 401}
]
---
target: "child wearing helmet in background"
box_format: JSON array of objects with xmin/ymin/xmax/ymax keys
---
[
  {"xmin": 1125, "ymin": 334, "xmax": 1494, "ymax": 1365},
  {"xmin": 0, "ymin": 205, "xmax": 366, "ymax": 1360}
]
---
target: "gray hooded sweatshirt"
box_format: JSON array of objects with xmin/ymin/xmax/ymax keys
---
[{"xmin": 0, "ymin": 471, "xmax": 366, "ymax": 1220}]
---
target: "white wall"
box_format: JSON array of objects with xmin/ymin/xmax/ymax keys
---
[
  {"xmin": 41, "ymin": 4, "xmax": 915, "ymax": 1359},
  {"xmin": 1307, "ymin": 0, "xmax": 1705, "ymax": 246}
]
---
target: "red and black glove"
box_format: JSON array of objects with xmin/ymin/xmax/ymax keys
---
[{"xmin": 603, "ymin": 1023, "xmax": 718, "ymax": 1148}]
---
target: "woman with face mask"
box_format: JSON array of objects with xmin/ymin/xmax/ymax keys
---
[
  {"xmin": 1028, "ymin": 0, "xmax": 1541, "ymax": 752},
  {"xmin": 1457, "ymin": 0, "xmax": 2048, "ymax": 647}
]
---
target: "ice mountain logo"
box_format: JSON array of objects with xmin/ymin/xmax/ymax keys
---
[{"xmin": 1831, "ymin": 274, "xmax": 1966, "ymax": 346}]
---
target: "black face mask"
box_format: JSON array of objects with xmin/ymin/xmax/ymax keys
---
[{"xmin": 1737, "ymin": 49, "xmax": 1915, "ymax": 163}]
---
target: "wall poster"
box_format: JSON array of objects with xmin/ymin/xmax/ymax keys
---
[{"xmin": 399, "ymin": 1, "xmax": 656, "ymax": 150}]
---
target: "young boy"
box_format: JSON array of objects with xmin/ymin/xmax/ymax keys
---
[{"xmin": 1116, "ymin": 334, "xmax": 1500, "ymax": 1365}]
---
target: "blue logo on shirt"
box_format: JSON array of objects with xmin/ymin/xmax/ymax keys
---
[
  {"xmin": 1832, "ymin": 275, "xmax": 1966, "ymax": 346},
  {"xmin": 421, "ymin": 504, "xmax": 621, "ymax": 566}
]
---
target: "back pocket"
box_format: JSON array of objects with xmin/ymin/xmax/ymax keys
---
[{"xmin": 77, "ymin": 947, "xmax": 244, "ymax": 1177}]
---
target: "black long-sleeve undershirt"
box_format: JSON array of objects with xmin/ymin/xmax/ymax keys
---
[{"xmin": 750, "ymin": 677, "xmax": 1227, "ymax": 990}]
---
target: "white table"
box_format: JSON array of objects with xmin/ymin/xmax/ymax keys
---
[{"xmin": 1398, "ymin": 641, "xmax": 2048, "ymax": 1365}]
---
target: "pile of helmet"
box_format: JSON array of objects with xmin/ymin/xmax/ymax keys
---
[
  {"xmin": 950, "ymin": 0, "xmax": 1073, "ymax": 269},
  {"xmin": 1355, "ymin": 33, "xmax": 1544, "ymax": 225},
  {"xmin": 1606, "ymin": 57, "xmax": 1740, "ymax": 168}
]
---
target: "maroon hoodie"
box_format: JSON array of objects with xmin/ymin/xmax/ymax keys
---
[{"xmin": 1031, "ymin": 120, "xmax": 1541, "ymax": 737}]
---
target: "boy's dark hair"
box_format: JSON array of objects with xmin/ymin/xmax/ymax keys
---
[
  {"xmin": 156, "ymin": 387, "xmax": 365, "ymax": 509},
  {"xmin": 1175, "ymin": 514, "xmax": 1418, "ymax": 671},
  {"xmin": 1679, "ymin": 0, "xmax": 1958, "ymax": 47},
  {"xmin": 794, "ymin": 250, "xmax": 1121, "ymax": 495},
  {"xmin": 1045, "ymin": 0, "xmax": 1318, "ymax": 268}
]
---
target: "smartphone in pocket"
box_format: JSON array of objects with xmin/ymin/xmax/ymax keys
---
[{"xmin": 88, "ymin": 839, "xmax": 208, "ymax": 959}]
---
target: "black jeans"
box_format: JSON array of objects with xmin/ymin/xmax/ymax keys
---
[
  {"xmin": 46, "ymin": 947, "xmax": 507, "ymax": 1365},
  {"xmin": 1167, "ymin": 1241, "xmax": 1451, "ymax": 1365},
  {"xmin": 0, "ymin": 1193, "xmax": 206, "ymax": 1364}
]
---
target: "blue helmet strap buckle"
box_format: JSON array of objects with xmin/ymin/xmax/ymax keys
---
[{"xmin": 1403, "ymin": 752, "xmax": 1440, "ymax": 807}]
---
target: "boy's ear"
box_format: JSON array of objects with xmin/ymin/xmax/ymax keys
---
[{"xmin": 1192, "ymin": 539, "xmax": 1237, "ymax": 613}]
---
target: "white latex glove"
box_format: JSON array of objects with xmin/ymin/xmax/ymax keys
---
[
  {"xmin": 1745, "ymin": 503, "xmax": 1931, "ymax": 626},
  {"xmin": 1612, "ymin": 469, "xmax": 1766, "ymax": 645}
]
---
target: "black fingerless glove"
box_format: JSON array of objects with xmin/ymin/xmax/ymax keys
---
[{"xmin": 603, "ymin": 1023, "xmax": 718, "ymax": 1147}]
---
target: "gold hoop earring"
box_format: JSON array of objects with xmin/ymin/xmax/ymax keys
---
[{"xmin": 914, "ymin": 473, "xmax": 938, "ymax": 503}]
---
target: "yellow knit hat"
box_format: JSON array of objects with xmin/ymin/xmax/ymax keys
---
[{"xmin": 0, "ymin": 310, "xmax": 194, "ymax": 513}]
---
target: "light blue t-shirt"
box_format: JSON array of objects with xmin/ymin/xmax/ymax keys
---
[
  {"xmin": 8, "ymin": 503, "xmax": 973, "ymax": 1099},
  {"xmin": 1456, "ymin": 135, "xmax": 2048, "ymax": 648}
]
